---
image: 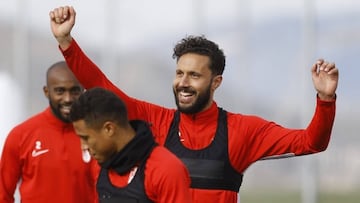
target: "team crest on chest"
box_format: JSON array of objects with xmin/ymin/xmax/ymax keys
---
[{"xmin": 82, "ymin": 149, "xmax": 91, "ymax": 163}]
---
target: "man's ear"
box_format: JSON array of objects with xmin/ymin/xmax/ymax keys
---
[
  {"xmin": 43, "ymin": 86, "xmax": 49, "ymax": 99},
  {"xmin": 103, "ymin": 121, "xmax": 115, "ymax": 137},
  {"xmin": 212, "ymin": 75, "xmax": 223, "ymax": 91}
]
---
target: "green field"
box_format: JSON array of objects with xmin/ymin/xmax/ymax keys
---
[{"xmin": 240, "ymin": 191, "xmax": 360, "ymax": 203}]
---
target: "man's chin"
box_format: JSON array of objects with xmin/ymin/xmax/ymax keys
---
[
  {"xmin": 177, "ymin": 103, "xmax": 190, "ymax": 110},
  {"xmin": 96, "ymin": 158, "xmax": 104, "ymax": 164},
  {"xmin": 59, "ymin": 114, "xmax": 71, "ymax": 123},
  {"xmin": 177, "ymin": 105, "xmax": 197, "ymax": 114}
]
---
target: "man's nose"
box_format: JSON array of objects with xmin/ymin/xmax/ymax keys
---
[
  {"xmin": 178, "ymin": 75, "xmax": 190, "ymax": 87},
  {"xmin": 63, "ymin": 91, "xmax": 72, "ymax": 102}
]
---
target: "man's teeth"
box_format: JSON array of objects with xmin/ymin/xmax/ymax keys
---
[
  {"xmin": 180, "ymin": 91, "xmax": 192, "ymax": 97},
  {"xmin": 62, "ymin": 106, "xmax": 72, "ymax": 113}
]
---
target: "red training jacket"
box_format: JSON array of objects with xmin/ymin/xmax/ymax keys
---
[
  {"xmin": 0, "ymin": 107, "xmax": 97, "ymax": 203},
  {"xmin": 61, "ymin": 39, "xmax": 336, "ymax": 203}
]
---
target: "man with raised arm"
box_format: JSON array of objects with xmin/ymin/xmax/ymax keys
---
[{"xmin": 49, "ymin": 6, "xmax": 339, "ymax": 203}]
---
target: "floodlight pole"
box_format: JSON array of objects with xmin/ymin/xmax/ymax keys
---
[
  {"xmin": 103, "ymin": 1, "xmax": 120, "ymax": 80},
  {"xmin": 302, "ymin": 0, "xmax": 319, "ymax": 203}
]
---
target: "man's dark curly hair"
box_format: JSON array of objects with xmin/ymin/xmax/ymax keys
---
[
  {"xmin": 70, "ymin": 87, "xmax": 128, "ymax": 130},
  {"xmin": 172, "ymin": 35, "xmax": 225, "ymax": 76}
]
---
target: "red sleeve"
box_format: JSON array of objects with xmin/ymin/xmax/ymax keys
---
[
  {"xmin": 144, "ymin": 147, "xmax": 191, "ymax": 203},
  {"xmin": 304, "ymin": 97, "xmax": 336, "ymax": 151},
  {"xmin": 0, "ymin": 128, "xmax": 22, "ymax": 203},
  {"xmin": 60, "ymin": 40, "xmax": 151, "ymax": 118},
  {"xmin": 229, "ymin": 96, "xmax": 336, "ymax": 172},
  {"xmin": 60, "ymin": 40, "xmax": 141, "ymax": 115},
  {"xmin": 60, "ymin": 40, "xmax": 118, "ymax": 93},
  {"xmin": 60, "ymin": 39, "xmax": 175, "ymax": 144}
]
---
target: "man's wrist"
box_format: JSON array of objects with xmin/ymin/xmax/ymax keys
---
[
  {"xmin": 56, "ymin": 35, "xmax": 72, "ymax": 51},
  {"xmin": 317, "ymin": 93, "xmax": 336, "ymax": 101}
]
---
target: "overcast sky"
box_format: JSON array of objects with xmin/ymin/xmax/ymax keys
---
[{"xmin": 1, "ymin": 0, "xmax": 359, "ymax": 47}]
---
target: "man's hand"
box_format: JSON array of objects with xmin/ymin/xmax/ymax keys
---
[
  {"xmin": 311, "ymin": 59, "xmax": 339, "ymax": 101},
  {"xmin": 49, "ymin": 6, "xmax": 76, "ymax": 50}
]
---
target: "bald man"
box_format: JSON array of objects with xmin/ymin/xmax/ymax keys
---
[{"xmin": 0, "ymin": 61, "xmax": 97, "ymax": 203}]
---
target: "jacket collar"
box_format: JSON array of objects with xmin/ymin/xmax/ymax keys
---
[{"xmin": 100, "ymin": 120, "xmax": 156, "ymax": 175}]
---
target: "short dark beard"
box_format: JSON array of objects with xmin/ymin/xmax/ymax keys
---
[
  {"xmin": 49, "ymin": 101, "xmax": 71, "ymax": 123},
  {"xmin": 173, "ymin": 83, "xmax": 212, "ymax": 114}
]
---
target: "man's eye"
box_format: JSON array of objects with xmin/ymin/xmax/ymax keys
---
[
  {"xmin": 81, "ymin": 136, "xmax": 89, "ymax": 141},
  {"xmin": 55, "ymin": 89, "xmax": 65, "ymax": 94},
  {"xmin": 71, "ymin": 89, "xmax": 82, "ymax": 94},
  {"xmin": 191, "ymin": 73, "xmax": 200, "ymax": 78}
]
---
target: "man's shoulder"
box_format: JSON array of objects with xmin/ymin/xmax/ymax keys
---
[
  {"xmin": 10, "ymin": 109, "xmax": 49, "ymax": 132},
  {"xmin": 148, "ymin": 146, "xmax": 184, "ymax": 166}
]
